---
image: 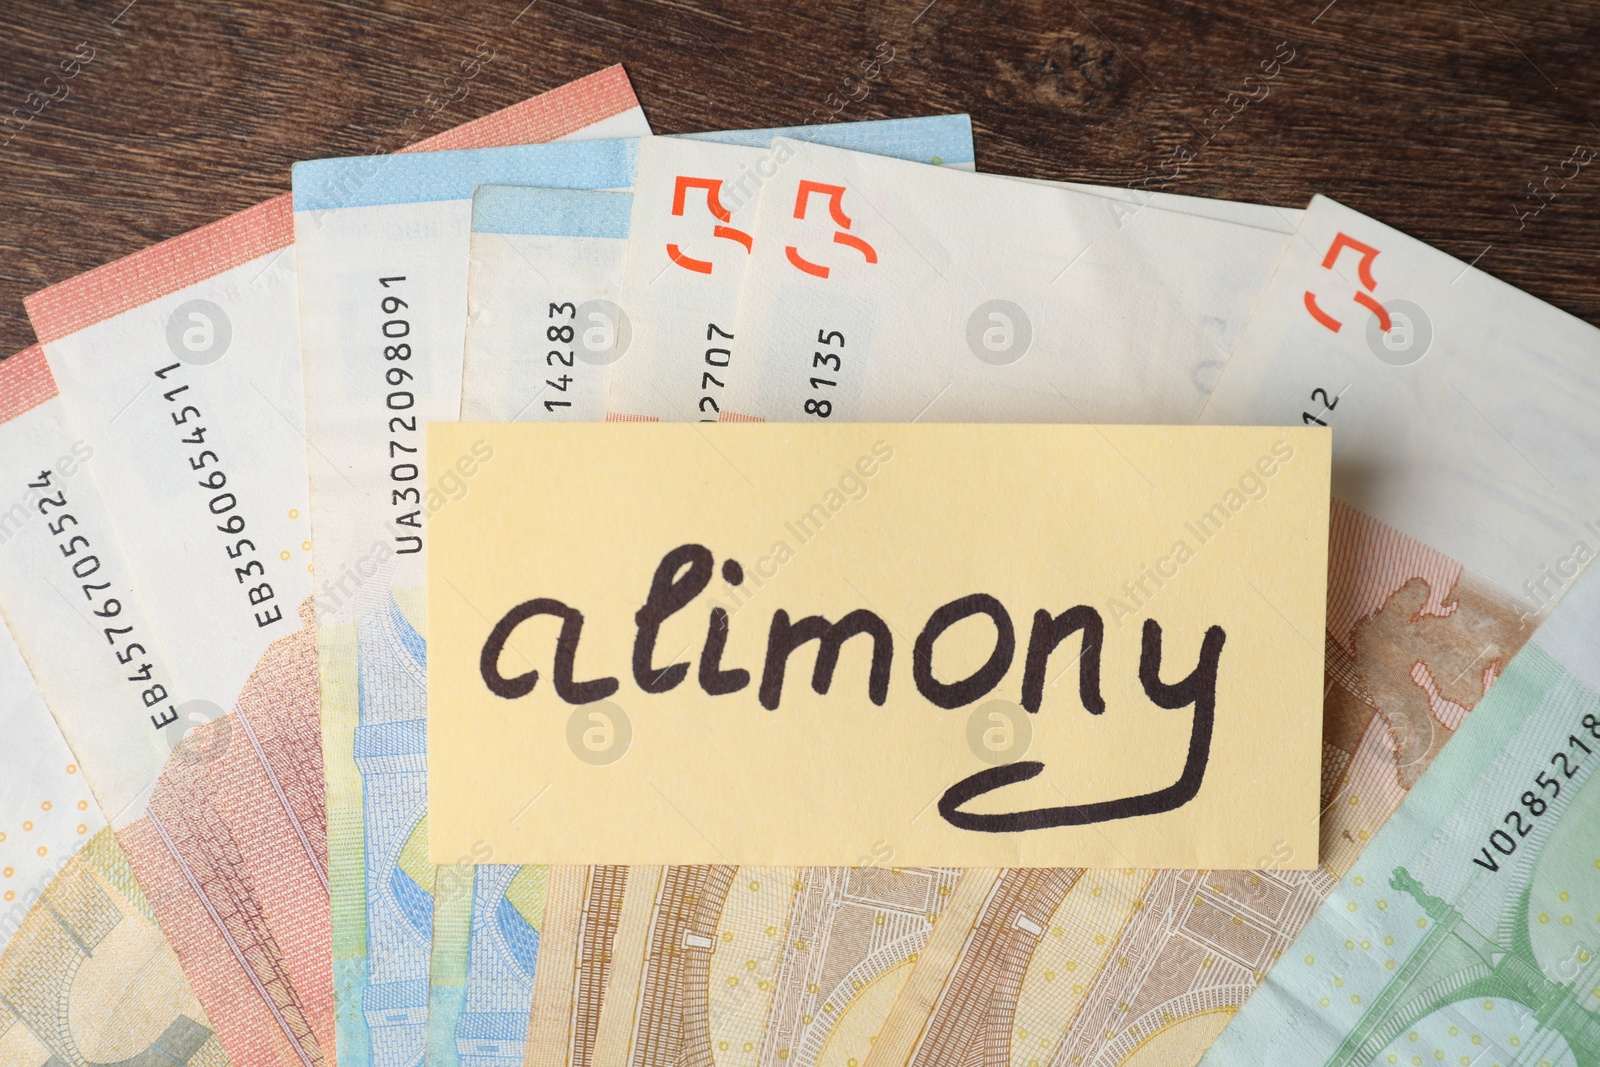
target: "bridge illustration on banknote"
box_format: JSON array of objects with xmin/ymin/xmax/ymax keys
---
[{"xmin": 1323, "ymin": 862, "xmax": 1600, "ymax": 1065}]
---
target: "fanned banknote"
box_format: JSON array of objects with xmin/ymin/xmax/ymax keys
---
[
  {"xmin": 460, "ymin": 187, "xmax": 633, "ymax": 1067},
  {"xmin": 459, "ymin": 123, "xmax": 970, "ymax": 1064},
  {"xmin": 1201, "ymin": 565, "xmax": 1600, "ymax": 1066},
  {"xmin": 0, "ymin": 554, "xmax": 223, "ymax": 1067},
  {"xmin": 587, "ymin": 122, "xmax": 982, "ymax": 1067},
  {"xmin": 22, "ymin": 66, "xmax": 650, "ymax": 1067},
  {"xmin": 0, "ymin": 346, "xmax": 245, "ymax": 1065},
  {"xmin": 283, "ymin": 75, "xmax": 652, "ymax": 1067},
  {"xmin": 854, "ymin": 195, "xmax": 1600, "ymax": 1067},
  {"xmin": 463, "ymin": 186, "xmax": 633, "ymax": 423},
  {"xmin": 294, "ymin": 132, "xmax": 648, "ymax": 1067},
  {"xmin": 717, "ymin": 137, "xmax": 1291, "ymax": 425},
  {"xmin": 603, "ymin": 118, "xmax": 974, "ymax": 422}
]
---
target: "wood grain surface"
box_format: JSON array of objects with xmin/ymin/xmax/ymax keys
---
[{"xmin": 1, "ymin": 0, "xmax": 1596, "ymax": 353}]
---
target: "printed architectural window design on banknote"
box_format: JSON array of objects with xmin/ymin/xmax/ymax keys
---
[{"xmin": 20, "ymin": 65, "xmax": 650, "ymax": 1067}]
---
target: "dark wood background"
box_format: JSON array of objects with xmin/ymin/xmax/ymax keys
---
[{"xmin": 2, "ymin": 0, "xmax": 1597, "ymax": 352}]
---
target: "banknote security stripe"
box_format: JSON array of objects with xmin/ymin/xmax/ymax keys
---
[
  {"xmin": 293, "ymin": 138, "xmax": 642, "ymax": 212},
  {"xmin": 472, "ymin": 186, "xmax": 634, "ymax": 238},
  {"xmin": 676, "ymin": 111, "xmax": 975, "ymax": 166},
  {"xmin": 295, "ymin": 115, "xmax": 975, "ymax": 212}
]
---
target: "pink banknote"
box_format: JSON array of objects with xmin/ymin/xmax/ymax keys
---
[{"xmin": 19, "ymin": 66, "xmax": 646, "ymax": 1067}]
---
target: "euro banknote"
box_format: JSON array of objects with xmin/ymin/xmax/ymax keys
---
[
  {"xmin": 463, "ymin": 187, "xmax": 634, "ymax": 423},
  {"xmin": 717, "ymin": 137, "xmax": 1291, "ymax": 425},
  {"xmin": 294, "ymin": 115, "xmax": 976, "ymax": 1067},
  {"xmin": 459, "ymin": 126, "xmax": 971, "ymax": 1067},
  {"xmin": 284, "ymin": 76, "xmax": 651, "ymax": 1067},
  {"xmin": 1047, "ymin": 180, "xmax": 1302, "ymax": 232},
  {"xmin": 586, "ymin": 123, "xmax": 979, "ymax": 1067},
  {"xmin": 460, "ymin": 186, "xmax": 635, "ymax": 1067},
  {"xmin": 294, "ymin": 131, "xmax": 649, "ymax": 1067},
  {"xmin": 0, "ymin": 344, "xmax": 280, "ymax": 1065},
  {"xmin": 603, "ymin": 117, "xmax": 975, "ymax": 421},
  {"xmin": 0, "ymin": 564, "xmax": 223, "ymax": 1067},
  {"xmin": 859, "ymin": 195, "xmax": 1600, "ymax": 1067},
  {"xmin": 22, "ymin": 66, "xmax": 650, "ymax": 1067},
  {"xmin": 1201, "ymin": 563, "xmax": 1600, "ymax": 1067},
  {"xmin": 0, "ymin": 346, "xmax": 183, "ymax": 828}
]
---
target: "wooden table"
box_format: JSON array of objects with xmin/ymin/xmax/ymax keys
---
[{"xmin": 1, "ymin": 0, "xmax": 1596, "ymax": 353}]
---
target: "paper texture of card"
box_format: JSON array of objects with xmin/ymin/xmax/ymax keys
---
[
  {"xmin": 428, "ymin": 422, "xmax": 1329, "ymax": 869},
  {"xmin": 22, "ymin": 67, "xmax": 648, "ymax": 1067},
  {"xmin": 463, "ymin": 186, "xmax": 633, "ymax": 423},
  {"xmin": 718, "ymin": 138, "xmax": 1290, "ymax": 425},
  {"xmin": 1201, "ymin": 564, "xmax": 1600, "ymax": 1067},
  {"xmin": 604, "ymin": 118, "xmax": 975, "ymax": 421},
  {"xmin": 867, "ymin": 196, "xmax": 1600, "ymax": 1067}
]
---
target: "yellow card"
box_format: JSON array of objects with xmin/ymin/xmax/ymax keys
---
[{"xmin": 428, "ymin": 423, "xmax": 1328, "ymax": 869}]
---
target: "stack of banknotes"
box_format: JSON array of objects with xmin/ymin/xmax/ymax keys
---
[{"xmin": 1, "ymin": 62, "xmax": 1598, "ymax": 1067}]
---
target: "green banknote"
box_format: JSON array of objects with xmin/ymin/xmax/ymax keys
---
[{"xmin": 1201, "ymin": 569, "xmax": 1600, "ymax": 1067}]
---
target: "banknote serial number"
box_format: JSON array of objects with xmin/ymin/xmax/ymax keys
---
[
  {"xmin": 153, "ymin": 363, "xmax": 283, "ymax": 628},
  {"xmin": 544, "ymin": 302, "xmax": 578, "ymax": 412},
  {"xmin": 379, "ymin": 277, "xmax": 423, "ymax": 555},
  {"xmin": 1471, "ymin": 719, "xmax": 1598, "ymax": 872},
  {"xmin": 803, "ymin": 328, "xmax": 844, "ymax": 419},
  {"xmin": 1301, "ymin": 386, "xmax": 1338, "ymax": 426},
  {"xmin": 699, "ymin": 321, "xmax": 733, "ymax": 421},
  {"xmin": 26, "ymin": 469, "xmax": 183, "ymax": 729}
]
